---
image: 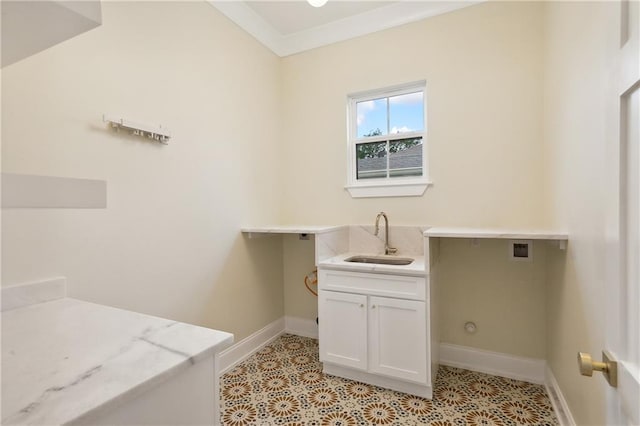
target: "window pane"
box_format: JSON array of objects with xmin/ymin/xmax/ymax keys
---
[
  {"xmin": 357, "ymin": 141, "xmax": 387, "ymax": 179},
  {"xmin": 357, "ymin": 98, "xmax": 387, "ymax": 138},
  {"xmin": 389, "ymin": 138, "xmax": 423, "ymax": 177},
  {"xmin": 389, "ymin": 91, "xmax": 424, "ymax": 134}
]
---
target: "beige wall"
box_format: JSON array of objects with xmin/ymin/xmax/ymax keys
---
[
  {"xmin": 280, "ymin": 1, "xmax": 546, "ymax": 228},
  {"xmin": 283, "ymin": 235, "xmax": 318, "ymax": 321},
  {"xmin": 280, "ymin": 1, "xmax": 550, "ymax": 360},
  {"xmin": 1, "ymin": 1, "xmax": 285, "ymax": 341},
  {"xmin": 439, "ymin": 238, "xmax": 548, "ymax": 358},
  {"xmin": 542, "ymin": 2, "xmax": 617, "ymax": 424}
]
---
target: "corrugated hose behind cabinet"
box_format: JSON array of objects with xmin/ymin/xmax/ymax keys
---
[{"xmin": 304, "ymin": 269, "xmax": 318, "ymax": 296}]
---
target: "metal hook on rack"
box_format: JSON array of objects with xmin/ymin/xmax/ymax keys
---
[{"xmin": 103, "ymin": 114, "xmax": 171, "ymax": 145}]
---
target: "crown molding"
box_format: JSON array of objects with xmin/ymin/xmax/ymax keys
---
[{"xmin": 208, "ymin": 1, "xmax": 482, "ymax": 57}]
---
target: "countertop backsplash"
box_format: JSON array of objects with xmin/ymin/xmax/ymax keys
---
[{"xmin": 348, "ymin": 225, "xmax": 428, "ymax": 256}]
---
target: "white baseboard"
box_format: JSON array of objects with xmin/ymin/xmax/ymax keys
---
[
  {"xmin": 216, "ymin": 316, "xmax": 319, "ymax": 376},
  {"xmin": 216, "ymin": 317, "xmax": 285, "ymax": 375},
  {"xmin": 439, "ymin": 343, "xmax": 546, "ymax": 384},
  {"xmin": 544, "ymin": 366, "xmax": 576, "ymax": 426},
  {"xmin": 284, "ymin": 316, "xmax": 318, "ymax": 339}
]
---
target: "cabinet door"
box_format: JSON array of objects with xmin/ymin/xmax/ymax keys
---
[
  {"xmin": 318, "ymin": 290, "xmax": 367, "ymax": 371},
  {"xmin": 369, "ymin": 296, "xmax": 427, "ymax": 383}
]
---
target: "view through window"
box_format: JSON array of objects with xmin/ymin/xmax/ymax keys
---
[{"xmin": 349, "ymin": 83, "xmax": 425, "ymax": 184}]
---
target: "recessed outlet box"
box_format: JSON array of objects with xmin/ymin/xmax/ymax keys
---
[{"xmin": 509, "ymin": 240, "xmax": 533, "ymax": 261}]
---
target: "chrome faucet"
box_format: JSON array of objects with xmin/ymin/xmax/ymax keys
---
[{"xmin": 374, "ymin": 212, "xmax": 397, "ymax": 255}]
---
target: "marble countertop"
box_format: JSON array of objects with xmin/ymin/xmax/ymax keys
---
[
  {"xmin": 241, "ymin": 225, "xmax": 346, "ymax": 235},
  {"xmin": 424, "ymin": 227, "xmax": 568, "ymax": 240},
  {"xmin": 1, "ymin": 298, "xmax": 233, "ymax": 425},
  {"xmin": 318, "ymin": 252, "xmax": 426, "ymax": 276},
  {"xmin": 241, "ymin": 225, "xmax": 569, "ymax": 241}
]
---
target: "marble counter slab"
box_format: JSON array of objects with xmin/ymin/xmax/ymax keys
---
[
  {"xmin": 1, "ymin": 298, "xmax": 233, "ymax": 425},
  {"xmin": 318, "ymin": 252, "xmax": 426, "ymax": 276},
  {"xmin": 424, "ymin": 227, "xmax": 568, "ymax": 240},
  {"xmin": 241, "ymin": 225, "xmax": 346, "ymax": 236}
]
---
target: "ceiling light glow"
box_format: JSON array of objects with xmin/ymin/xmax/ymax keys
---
[{"xmin": 307, "ymin": 0, "xmax": 328, "ymax": 7}]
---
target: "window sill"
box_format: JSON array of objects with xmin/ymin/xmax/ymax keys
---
[{"xmin": 345, "ymin": 180, "xmax": 432, "ymax": 198}]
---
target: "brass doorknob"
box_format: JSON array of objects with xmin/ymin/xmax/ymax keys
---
[
  {"xmin": 577, "ymin": 352, "xmax": 605, "ymax": 376},
  {"xmin": 577, "ymin": 351, "xmax": 617, "ymax": 387}
]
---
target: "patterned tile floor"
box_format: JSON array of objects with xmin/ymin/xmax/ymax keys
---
[{"xmin": 220, "ymin": 334, "xmax": 559, "ymax": 425}]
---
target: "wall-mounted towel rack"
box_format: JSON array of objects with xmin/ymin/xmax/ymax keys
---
[{"xmin": 103, "ymin": 114, "xmax": 171, "ymax": 144}]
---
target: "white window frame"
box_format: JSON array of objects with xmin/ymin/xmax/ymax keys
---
[{"xmin": 345, "ymin": 80, "xmax": 431, "ymax": 198}]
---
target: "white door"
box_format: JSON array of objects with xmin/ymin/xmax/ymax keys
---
[
  {"xmin": 605, "ymin": 0, "xmax": 640, "ymax": 424},
  {"xmin": 368, "ymin": 296, "xmax": 427, "ymax": 383},
  {"xmin": 318, "ymin": 290, "xmax": 368, "ymax": 370}
]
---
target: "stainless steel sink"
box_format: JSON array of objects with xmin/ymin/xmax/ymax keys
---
[{"xmin": 344, "ymin": 255, "xmax": 414, "ymax": 266}]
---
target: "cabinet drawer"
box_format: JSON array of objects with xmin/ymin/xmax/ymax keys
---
[{"xmin": 318, "ymin": 269, "xmax": 426, "ymax": 301}]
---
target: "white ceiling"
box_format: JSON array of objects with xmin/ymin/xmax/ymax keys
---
[
  {"xmin": 245, "ymin": 1, "xmax": 395, "ymax": 35},
  {"xmin": 209, "ymin": 1, "xmax": 481, "ymax": 57},
  {"xmin": 1, "ymin": 0, "xmax": 102, "ymax": 68}
]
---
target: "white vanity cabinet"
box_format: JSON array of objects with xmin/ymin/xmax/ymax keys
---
[{"xmin": 318, "ymin": 268, "xmax": 433, "ymax": 398}]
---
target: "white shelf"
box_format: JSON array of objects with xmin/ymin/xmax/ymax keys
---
[
  {"xmin": 1, "ymin": 173, "xmax": 106, "ymax": 209},
  {"xmin": 424, "ymin": 227, "xmax": 568, "ymax": 241},
  {"xmin": 241, "ymin": 225, "xmax": 346, "ymax": 238}
]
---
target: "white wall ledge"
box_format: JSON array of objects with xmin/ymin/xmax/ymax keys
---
[
  {"xmin": 424, "ymin": 227, "xmax": 568, "ymax": 240},
  {"xmin": 2, "ymin": 173, "xmax": 107, "ymax": 209},
  {"xmin": 345, "ymin": 181, "xmax": 431, "ymax": 198},
  {"xmin": 241, "ymin": 225, "xmax": 346, "ymax": 237}
]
